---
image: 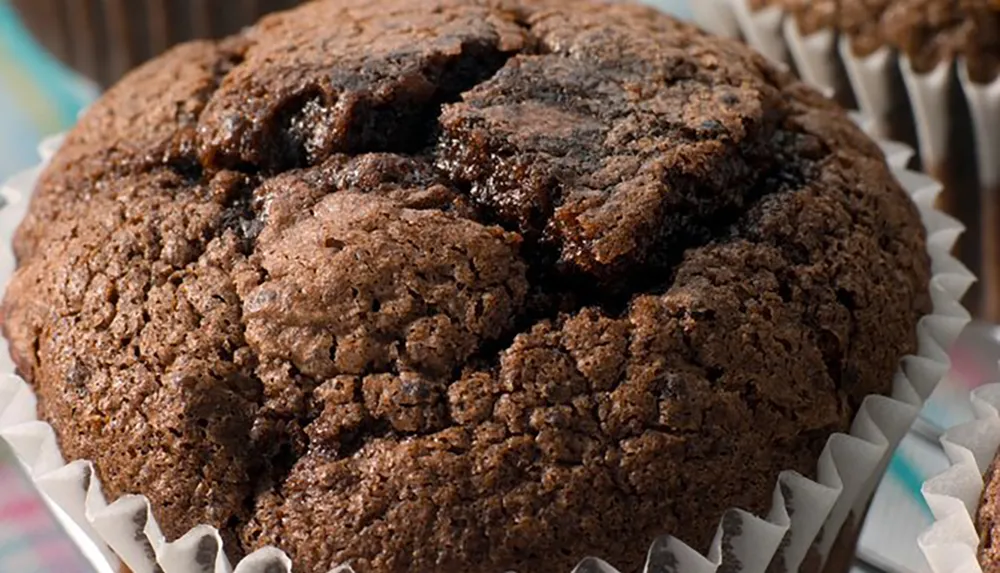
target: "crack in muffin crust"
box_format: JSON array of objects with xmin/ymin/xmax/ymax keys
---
[{"xmin": 0, "ymin": 1, "xmax": 931, "ymax": 572}]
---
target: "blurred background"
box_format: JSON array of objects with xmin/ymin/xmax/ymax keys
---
[
  {"xmin": 0, "ymin": 0, "xmax": 96, "ymax": 181},
  {"xmin": 0, "ymin": 0, "xmax": 995, "ymax": 571}
]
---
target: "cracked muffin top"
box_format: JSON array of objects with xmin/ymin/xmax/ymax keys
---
[
  {"xmin": 0, "ymin": 0, "xmax": 931, "ymax": 572},
  {"xmin": 754, "ymin": 0, "xmax": 1000, "ymax": 83}
]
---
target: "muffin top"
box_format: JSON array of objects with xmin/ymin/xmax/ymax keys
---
[
  {"xmin": 0, "ymin": 1, "xmax": 930, "ymax": 572},
  {"xmin": 758, "ymin": 0, "xmax": 1000, "ymax": 83}
]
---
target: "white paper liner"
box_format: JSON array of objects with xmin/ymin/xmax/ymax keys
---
[
  {"xmin": 687, "ymin": 0, "xmax": 741, "ymax": 40},
  {"xmin": 917, "ymin": 383, "xmax": 1000, "ymax": 572},
  {"xmin": 781, "ymin": 17, "xmax": 839, "ymax": 101},
  {"xmin": 0, "ymin": 125, "xmax": 972, "ymax": 573},
  {"xmin": 959, "ymin": 62, "xmax": 1000, "ymax": 193},
  {"xmin": 727, "ymin": 0, "xmax": 789, "ymax": 68},
  {"xmin": 897, "ymin": 57, "xmax": 954, "ymax": 173},
  {"xmin": 837, "ymin": 41, "xmax": 898, "ymax": 142}
]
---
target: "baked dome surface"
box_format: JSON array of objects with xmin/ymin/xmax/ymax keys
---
[{"xmin": 1, "ymin": 1, "xmax": 930, "ymax": 572}]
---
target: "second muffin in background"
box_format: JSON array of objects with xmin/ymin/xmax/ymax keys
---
[{"xmin": 10, "ymin": 0, "xmax": 310, "ymax": 88}]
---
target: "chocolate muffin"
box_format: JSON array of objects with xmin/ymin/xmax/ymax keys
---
[
  {"xmin": 11, "ymin": 0, "xmax": 309, "ymax": 87},
  {"xmin": 975, "ymin": 450, "xmax": 1000, "ymax": 571},
  {"xmin": 757, "ymin": 0, "xmax": 1000, "ymax": 84},
  {"xmin": 0, "ymin": 0, "xmax": 931, "ymax": 572}
]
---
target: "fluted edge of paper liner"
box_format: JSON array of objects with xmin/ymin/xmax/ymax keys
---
[
  {"xmin": 0, "ymin": 126, "xmax": 973, "ymax": 573},
  {"xmin": 917, "ymin": 383, "xmax": 1000, "ymax": 573}
]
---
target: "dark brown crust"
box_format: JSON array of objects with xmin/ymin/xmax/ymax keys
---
[
  {"xmin": 754, "ymin": 0, "xmax": 1000, "ymax": 84},
  {"xmin": 1, "ymin": 1, "xmax": 930, "ymax": 572}
]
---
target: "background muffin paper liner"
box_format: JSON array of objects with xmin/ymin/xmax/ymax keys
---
[
  {"xmin": 918, "ymin": 383, "xmax": 1000, "ymax": 572},
  {"xmin": 0, "ymin": 124, "xmax": 973, "ymax": 573},
  {"xmin": 690, "ymin": 0, "xmax": 1000, "ymax": 321},
  {"xmin": 9, "ymin": 0, "xmax": 309, "ymax": 88}
]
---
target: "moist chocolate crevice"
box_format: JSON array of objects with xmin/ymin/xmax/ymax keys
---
[
  {"xmin": 195, "ymin": 19, "xmax": 534, "ymax": 175},
  {"xmin": 433, "ymin": 47, "xmax": 794, "ymax": 290},
  {"xmin": 467, "ymin": 131, "xmax": 813, "ymax": 328},
  {"xmin": 339, "ymin": 40, "xmax": 521, "ymax": 156},
  {"xmin": 215, "ymin": 173, "xmax": 266, "ymax": 255}
]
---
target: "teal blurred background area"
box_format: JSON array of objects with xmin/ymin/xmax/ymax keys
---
[{"xmin": 0, "ymin": 1, "xmax": 97, "ymax": 179}]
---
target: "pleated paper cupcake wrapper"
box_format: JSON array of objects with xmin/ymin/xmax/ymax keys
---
[
  {"xmin": 691, "ymin": 0, "xmax": 1000, "ymax": 320},
  {"xmin": 917, "ymin": 383, "xmax": 1000, "ymax": 572},
  {"xmin": 0, "ymin": 125, "xmax": 972, "ymax": 573},
  {"xmin": 9, "ymin": 0, "xmax": 309, "ymax": 88}
]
